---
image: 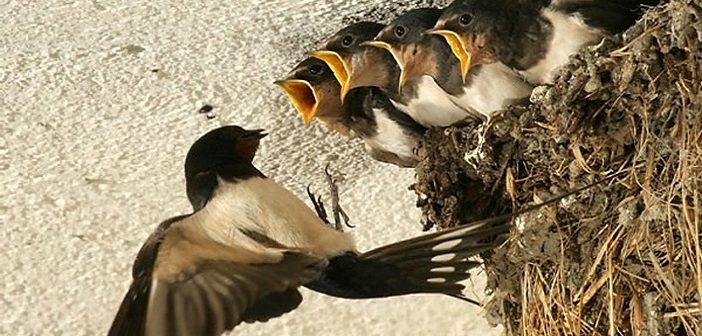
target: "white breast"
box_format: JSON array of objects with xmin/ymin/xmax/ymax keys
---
[
  {"xmin": 364, "ymin": 107, "xmax": 418, "ymax": 161},
  {"xmin": 521, "ymin": 9, "xmax": 602, "ymax": 84},
  {"xmin": 192, "ymin": 177, "xmax": 356, "ymax": 256},
  {"xmin": 452, "ymin": 62, "xmax": 533, "ymax": 117},
  {"xmin": 393, "ymin": 76, "xmax": 473, "ymax": 127}
]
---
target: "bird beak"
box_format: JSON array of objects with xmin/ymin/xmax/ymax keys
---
[
  {"xmin": 359, "ymin": 41, "xmax": 405, "ymax": 94},
  {"xmin": 243, "ymin": 128, "xmax": 268, "ymax": 139},
  {"xmin": 428, "ymin": 29, "xmax": 473, "ymax": 82},
  {"xmin": 238, "ymin": 128, "xmax": 267, "ymax": 162},
  {"xmin": 307, "ymin": 50, "xmax": 350, "ymax": 91},
  {"xmin": 274, "ymin": 79, "xmax": 319, "ymax": 125},
  {"xmin": 339, "ymin": 72, "xmax": 358, "ymax": 102},
  {"xmin": 339, "ymin": 47, "xmax": 393, "ymax": 101}
]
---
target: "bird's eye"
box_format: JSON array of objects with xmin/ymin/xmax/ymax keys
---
[
  {"xmin": 309, "ymin": 64, "xmax": 324, "ymax": 75},
  {"xmin": 341, "ymin": 35, "xmax": 354, "ymax": 47},
  {"xmin": 394, "ymin": 25, "xmax": 406, "ymax": 38},
  {"xmin": 459, "ymin": 14, "xmax": 473, "ymax": 26}
]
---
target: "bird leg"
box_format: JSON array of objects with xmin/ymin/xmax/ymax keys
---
[
  {"xmin": 324, "ymin": 164, "xmax": 353, "ymax": 231},
  {"xmin": 306, "ymin": 184, "xmax": 330, "ymax": 226},
  {"xmin": 305, "ymin": 165, "xmax": 352, "ymax": 231}
]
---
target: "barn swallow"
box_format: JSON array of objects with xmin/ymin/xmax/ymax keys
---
[
  {"xmin": 432, "ymin": 0, "xmax": 659, "ymax": 84},
  {"xmin": 276, "ymin": 58, "xmax": 426, "ymax": 167},
  {"xmin": 367, "ymin": 7, "xmax": 533, "ymax": 119},
  {"xmin": 274, "ymin": 58, "xmax": 351, "ymax": 136},
  {"xmin": 109, "ymin": 125, "xmax": 515, "ymax": 335},
  {"xmin": 312, "ymin": 21, "xmax": 473, "ymax": 128},
  {"xmin": 308, "ymin": 21, "xmax": 386, "ymax": 95}
]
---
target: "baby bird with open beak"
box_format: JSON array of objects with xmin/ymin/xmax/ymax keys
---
[
  {"xmin": 367, "ymin": 8, "xmax": 533, "ymax": 119},
  {"xmin": 311, "ymin": 21, "xmax": 473, "ymax": 128},
  {"xmin": 274, "ymin": 58, "xmax": 351, "ymax": 136},
  {"xmin": 307, "ymin": 21, "xmax": 387, "ymax": 100},
  {"xmin": 276, "ymin": 57, "xmax": 426, "ymax": 168}
]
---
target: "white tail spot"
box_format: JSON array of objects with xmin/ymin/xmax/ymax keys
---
[
  {"xmin": 441, "ymin": 224, "xmax": 484, "ymax": 240},
  {"xmin": 427, "ymin": 278, "xmax": 446, "ymax": 283},
  {"xmin": 431, "ymin": 239, "xmax": 462, "ymax": 251},
  {"xmin": 431, "ymin": 266, "xmax": 456, "ymax": 273},
  {"xmin": 431, "ymin": 253, "xmax": 457, "ymax": 262}
]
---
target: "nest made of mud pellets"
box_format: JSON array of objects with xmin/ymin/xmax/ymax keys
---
[{"xmin": 413, "ymin": 1, "xmax": 701, "ymax": 335}]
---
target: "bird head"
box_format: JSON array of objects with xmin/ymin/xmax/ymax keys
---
[
  {"xmin": 185, "ymin": 126, "xmax": 267, "ymax": 178},
  {"xmin": 307, "ymin": 22, "xmax": 399, "ymax": 101},
  {"xmin": 430, "ymin": 0, "xmax": 499, "ymax": 82},
  {"xmin": 365, "ymin": 8, "xmax": 444, "ymax": 92},
  {"xmin": 275, "ymin": 58, "xmax": 349, "ymax": 135}
]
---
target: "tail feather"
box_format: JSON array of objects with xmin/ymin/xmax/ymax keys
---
[
  {"xmin": 357, "ymin": 220, "xmax": 509, "ymax": 297},
  {"xmin": 394, "ymin": 259, "xmax": 482, "ymax": 270},
  {"xmin": 363, "ymin": 172, "xmax": 626, "ymax": 297},
  {"xmin": 376, "ymin": 242, "xmax": 502, "ymax": 265},
  {"xmin": 363, "ymin": 222, "xmax": 509, "ymax": 261}
]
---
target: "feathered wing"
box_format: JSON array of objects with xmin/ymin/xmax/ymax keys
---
[
  {"xmin": 108, "ymin": 271, "xmax": 152, "ymax": 336},
  {"xmin": 108, "ymin": 217, "xmax": 327, "ymax": 336}
]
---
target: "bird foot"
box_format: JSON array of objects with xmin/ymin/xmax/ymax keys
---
[
  {"xmin": 324, "ymin": 164, "xmax": 353, "ymax": 231},
  {"xmin": 306, "ymin": 185, "xmax": 330, "ymax": 226},
  {"xmin": 306, "ymin": 164, "xmax": 353, "ymax": 231}
]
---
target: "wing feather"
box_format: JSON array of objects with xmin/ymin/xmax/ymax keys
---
[{"xmin": 108, "ymin": 217, "xmax": 327, "ymax": 336}]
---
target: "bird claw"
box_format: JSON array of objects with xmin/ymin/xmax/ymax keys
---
[
  {"xmin": 324, "ymin": 164, "xmax": 353, "ymax": 230},
  {"xmin": 306, "ymin": 184, "xmax": 330, "ymax": 226},
  {"xmin": 306, "ymin": 165, "xmax": 352, "ymax": 231}
]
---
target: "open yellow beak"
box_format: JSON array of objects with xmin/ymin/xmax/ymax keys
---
[
  {"xmin": 428, "ymin": 29, "xmax": 473, "ymax": 82},
  {"xmin": 274, "ymin": 79, "xmax": 319, "ymax": 125},
  {"xmin": 308, "ymin": 50, "xmax": 350, "ymax": 89},
  {"xmin": 339, "ymin": 79, "xmax": 352, "ymax": 102},
  {"xmin": 360, "ymin": 40, "xmax": 406, "ymax": 94}
]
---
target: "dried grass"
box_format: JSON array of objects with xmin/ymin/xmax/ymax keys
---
[{"xmin": 413, "ymin": 1, "xmax": 701, "ymax": 334}]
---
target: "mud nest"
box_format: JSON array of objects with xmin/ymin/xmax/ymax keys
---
[{"xmin": 413, "ymin": 1, "xmax": 701, "ymax": 335}]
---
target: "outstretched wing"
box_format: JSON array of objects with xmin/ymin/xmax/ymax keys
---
[{"xmin": 108, "ymin": 217, "xmax": 327, "ymax": 336}]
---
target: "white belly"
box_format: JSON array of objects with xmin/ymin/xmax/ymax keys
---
[
  {"xmin": 521, "ymin": 9, "xmax": 602, "ymax": 84},
  {"xmin": 193, "ymin": 177, "xmax": 356, "ymax": 256},
  {"xmin": 364, "ymin": 107, "xmax": 418, "ymax": 161},
  {"xmin": 392, "ymin": 76, "xmax": 473, "ymax": 127},
  {"xmin": 452, "ymin": 62, "xmax": 533, "ymax": 117}
]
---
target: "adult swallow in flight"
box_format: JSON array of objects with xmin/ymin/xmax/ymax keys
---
[{"xmin": 108, "ymin": 125, "xmax": 513, "ymax": 335}]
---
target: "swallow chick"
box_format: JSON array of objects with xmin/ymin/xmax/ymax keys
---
[
  {"xmin": 311, "ymin": 21, "xmax": 471, "ymax": 128},
  {"xmin": 274, "ymin": 58, "xmax": 351, "ymax": 136},
  {"xmin": 368, "ymin": 7, "xmax": 533, "ymax": 119},
  {"xmin": 433, "ymin": 0, "xmax": 659, "ymax": 85},
  {"xmin": 108, "ymin": 125, "xmax": 511, "ymax": 335},
  {"xmin": 307, "ymin": 21, "xmax": 386, "ymax": 97},
  {"xmin": 277, "ymin": 57, "xmax": 426, "ymax": 167}
]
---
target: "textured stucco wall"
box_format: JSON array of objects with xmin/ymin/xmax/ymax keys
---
[{"xmin": 1, "ymin": 1, "xmax": 500, "ymax": 335}]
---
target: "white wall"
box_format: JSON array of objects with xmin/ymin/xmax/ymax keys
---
[{"xmin": 1, "ymin": 0, "xmax": 500, "ymax": 335}]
